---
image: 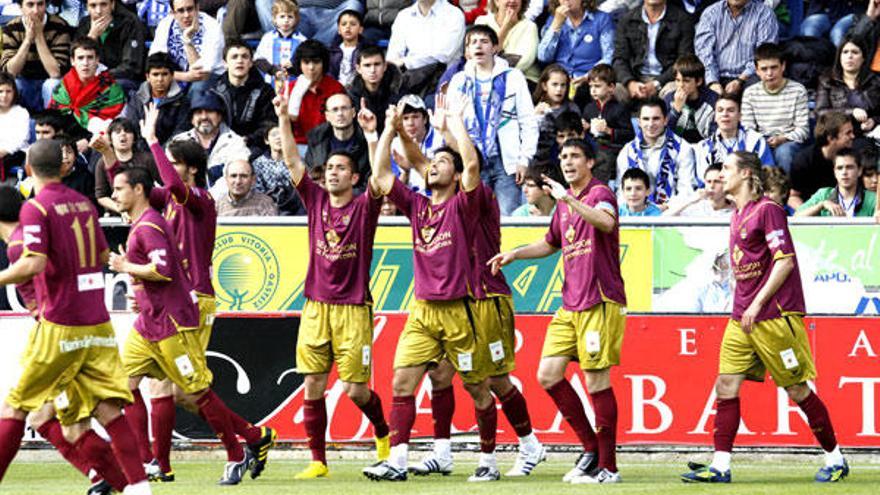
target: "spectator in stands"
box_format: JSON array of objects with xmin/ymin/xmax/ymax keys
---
[
  {"xmin": 816, "ymin": 37, "xmax": 880, "ymax": 140},
  {"xmin": 386, "ymin": 0, "xmax": 465, "ymax": 95},
  {"xmin": 123, "ymin": 52, "xmax": 190, "ymax": 146},
  {"xmin": 172, "ymin": 92, "xmax": 250, "ymax": 188},
  {"xmin": 800, "ymin": 0, "xmax": 859, "ymax": 48},
  {"xmin": 76, "ymin": 0, "xmax": 145, "ymax": 94},
  {"xmin": 223, "ymin": 0, "xmax": 275, "ymax": 40},
  {"xmin": 741, "ymin": 42, "xmax": 809, "ymax": 173},
  {"xmin": 328, "ymin": 9, "xmax": 367, "ymax": 87},
  {"xmin": 93, "ymin": 118, "xmax": 160, "ymax": 214},
  {"xmin": 212, "ymin": 41, "xmax": 277, "ymax": 154},
  {"xmin": 850, "ymin": 1, "xmax": 880, "ymax": 80},
  {"xmin": 665, "ymin": 55, "xmax": 716, "ymax": 145},
  {"xmin": 390, "ymin": 94, "xmax": 444, "ymax": 193},
  {"xmin": 448, "ymin": 24, "xmax": 537, "ymax": 215},
  {"xmin": 582, "ymin": 63, "xmax": 633, "ymax": 183},
  {"xmin": 362, "ymin": 0, "xmax": 411, "ymax": 44},
  {"xmin": 379, "ymin": 196, "xmax": 398, "ymax": 215},
  {"xmin": 0, "ymin": 73, "xmax": 30, "ymax": 182},
  {"xmin": 613, "ymin": 0, "xmax": 694, "ymax": 102},
  {"xmin": 253, "ymin": 124, "xmax": 305, "ymax": 215},
  {"xmin": 510, "ymin": 171, "xmax": 556, "ymax": 217},
  {"xmin": 864, "ymin": 156, "xmax": 879, "ymax": 192},
  {"xmin": 57, "ymin": 133, "xmax": 96, "ymax": 201},
  {"xmin": 796, "ymin": 148, "xmax": 877, "ymax": 218},
  {"xmin": 32, "ymin": 111, "xmax": 63, "ymax": 140},
  {"xmin": 0, "ymin": 0, "xmax": 70, "ymax": 112},
  {"xmin": 531, "ymin": 110, "xmax": 582, "ymax": 185},
  {"xmin": 452, "ymin": 0, "xmax": 488, "ymax": 24},
  {"xmin": 475, "ymin": 0, "xmax": 540, "ymax": 82},
  {"xmin": 49, "ymin": 37, "xmax": 125, "ymax": 132},
  {"xmin": 695, "ymin": 0, "xmax": 778, "ymax": 96},
  {"xmin": 137, "ymin": 0, "xmax": 172, "ymax": 37},
  {"xmin": 216, "ymin": 159, "xmax": 279, "ymax": 216},
  {"xmin": 304, "ymin": 93, "xmax": 370, "ymax": 190},
  {"xmin": 297, "ymin": 0, "xmax": 364, "ymax": 47},
  {"xmin": 695, "ymin": 93, "xmax": 774, "ymax": 181},
  {"xmin": 287, "ymin": 40, "xmax": 346, "ymax": 147},
  {"xmin": 149, "ymin": 0, "xmax": 225, "ymax": 94},
  {"xmin": 788, "ymin": 111, "xmax": 855, "ymax": 209},
  {"xmin": 663, "ymin": 162, "xmax": 734, "ymax": 217},
  {"xmin": 763, "ymin": 165, "xmax": 794, "ymax": 215},
  {"xmin": 618, "ymin": 167, "xmax": 662, "ymax": 216},
  {"xmin": 533, "ymin": 64, "xmax": 579, "ymax": 140},
  {"xmin": 617, "ymin": 97, "xmax": 696, "ymax": 204},
  {"xmin": 347, "ymin": 45, "xmax": 404, "ymax": 134},
  {"xmin": 254, "ymin": 0, "xmax": 307, "ymax": 86},
  {"xmin": 537, "ymin": 0, "xmax": 614, "ymax": 79}
]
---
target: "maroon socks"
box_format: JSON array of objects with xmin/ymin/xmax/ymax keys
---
[
  {"xmin": 389, "ymin": 396, "xmax": 416, "ymax": 446},
  {"xmin": 150, "ymin": 396, "xmax": 175, "ymax": 473},
  {"xmin": 303, "ymin": 398, "xmax": 327, "ymax": 464},
  {"xmin": 356, "ymin": 391, "xmax": 389, "ymax": 439},
  {"xmin": 546, "ymin": 380, "xmax": 597, "ymax": 451},
  {"xmin": 590, "ymin": 388, "xmax": 618, "ymax": 472},
  {"xmin": 499, "ymin": 386, "xmax": 533, "ymax": 437}
]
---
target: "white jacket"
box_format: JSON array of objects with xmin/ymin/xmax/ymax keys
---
[{"xmin": 447, "ymin": 57, "xmax": 538, "ymax": 175}]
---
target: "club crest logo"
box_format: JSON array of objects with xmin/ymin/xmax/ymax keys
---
[
  {"xmin": 732, "ymin": 245, "xmax": 744, "ymax": 265},
  {"xmin": 565, "ymin": 224, "xmax": 576, "ymax": 244},
  {"xmin": 420, "ymin": 225, "xmax": 437, "ymax": 244},
  {"xmin": 325, "ymin": 229, "xmax": 341, "ymax": 247},
  {"xmin": 213, "ymin": 232, "xmax": 280, "ymax": 311}
]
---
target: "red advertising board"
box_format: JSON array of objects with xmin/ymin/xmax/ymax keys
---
[{"xmin": 260, "ymin": 314, "xmax": 880, "ymax": 447}]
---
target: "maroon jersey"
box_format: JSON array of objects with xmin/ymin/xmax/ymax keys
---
[
  {"xmin": 6, "ymin": 226, "xmax": 36, "ymax": 309},
  {"xmin": 729, "ymin": 197, "xmax": 805, "ymax": 322},
  {"xmin": 19, "ymin": 183, "xmax": 109, "ymax": 326},
  {"xmin": 127, "ymin": 208, "xmax": 199, "ymax": 341},
  {"xmin": 386, "ymin": 178, "xmax": 477, "ymax": 301},
  {"xmin": 295, "ymin": 173, "xmax": 381, "ymax": 305},
  {"xmin": 545, "ymin": 178, "xmax": 626, "ymax": 311},
  {"xmin": 470, "ymin": 182, "xmax": 511, "ymax": 299},
  {"xmin": 108, "ymin": 143, "xmax": 217, "ymax": 297}
]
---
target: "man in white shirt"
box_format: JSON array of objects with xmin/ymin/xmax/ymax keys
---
[
  {"xmin": 149, "ymin": 0, "xmax": 225, "ymax": 94},
  {"xmin": 386, "ymin": 0, "xmax": 464, "ymax": 72}
]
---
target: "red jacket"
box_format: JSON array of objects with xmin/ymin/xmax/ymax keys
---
[{"xmin": 289, "ymin": 75, "xmax": 345, "ymax": 144}]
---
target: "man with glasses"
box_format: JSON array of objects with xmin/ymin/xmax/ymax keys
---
[
  {"xmin": 305, "ymin": 93, "xmax": 371, "ymax": 192},
  {"xmin": 149, "ymin": 0, "xmax": 225, "ymax": 93}
]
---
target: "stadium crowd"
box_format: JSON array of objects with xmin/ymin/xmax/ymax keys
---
[{"xmin": 0, "ymin": 0, "xmax": 877, "ymax": 220}]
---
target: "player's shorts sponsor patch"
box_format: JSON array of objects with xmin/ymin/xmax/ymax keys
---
[
  {"xmin": 458, "ymin": 352, "xmax": 473, "ymax": 372},
  {"xmin": 59, "ymin": 336, "xmax": 117, "ymax": 353},
  {"xmin": 780, "ymin": 348, "xmax": 799, "ymax": 370},
  {"xmin": 362, "ymin": 345, "xmax": 371, "ymax": 366},
  {"xmin": 54, "ymin": 390, "xmax": 69, "ymax": 410},
  {"xmin": 489, "ymin": 340, "xmax": 505, "ymax": 362},
  {"xmin": 585, "ymin": 331, "xmax": 601, "ymax": 354},
  {"xmin": 77, "ymin": 272, "xmax": 105, "ymax": 292},
  {"xmin": 175, "ymin": 354, "xmax": 195, "ymax": 377}
]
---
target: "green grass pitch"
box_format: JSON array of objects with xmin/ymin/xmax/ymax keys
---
[{"xmin": 4, "ymin": 453, "xmax": 879, "ymax": 495}]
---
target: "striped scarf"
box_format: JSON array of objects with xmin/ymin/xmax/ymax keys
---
[
  {"xmin": 626, "ymin": 128, "xmax": 682, "ymax": 204},
  {"xmin": 50, "ymin": 70, "xmax": 125, "ymax": 129}
]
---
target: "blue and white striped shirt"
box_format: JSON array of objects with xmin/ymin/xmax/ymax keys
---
[{"xmin": 694, "ymin": 0, "xmax": 778, "ymax": 84}]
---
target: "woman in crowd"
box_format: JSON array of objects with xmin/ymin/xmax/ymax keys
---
[
  {"xmin": 816, "ymin": 36, "xmax": 880, "ymax": 144},
  {"xmin": 475, "ymin": 0, "xmax": 540, "ymax": 83}
]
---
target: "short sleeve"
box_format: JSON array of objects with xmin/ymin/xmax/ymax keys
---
[
  {"xmin": 385, "ymin": 177, "xmax": 416, "ymax": 219},
  {"xmin": 545, "ymin": 207, "xmax": 562, "ymax": 248},
  {"xmin": 587, "ymin": 185, "xmax": 618, "ymax": 218},
  {"xmin": 134, "ymin": 223, "xmax": 174, "ymax": 280},
  {"xmin": 760, "ymin": 203, "xmax": 795, "ymax": 260},
  {"xmin": 19, "ymin": 201, "xmax": 49, "ymax": 258},
  {"xmin": 294, "ymin": 172, "xmax": 325, "ymax": 213}
]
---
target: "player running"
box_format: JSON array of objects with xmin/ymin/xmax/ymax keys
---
[
  {"xmin": 362, "ymin": 102, "xmax": 500, "ymax": 482},
  {"xmin": 95, "ymin": 105, "xmax": 275, "ymax": 482},
  {"xmin": 680, "ymin": 151, "xmax": 848, "ymax": 484},
  {"xmin": 395, "ymin": 96, "xmax": 546, "ymax": 477},
  {"xmin": 0, "ymin": 141, "xmax": 151, "ymax": 494},
  {"xmin": 109, "ymin": 166, "xmax": 270, "ymax": 485},
  {"xmin": 490, "ymin": 139, "xmax": 626, "ymax": 484},
  {"xmin": 275, "ymin": 86, "xmax": 391, "ymax": 479}
]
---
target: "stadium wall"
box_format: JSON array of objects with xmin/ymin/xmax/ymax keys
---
[{"xmin": 1, "ymin": 313, "xmax": 878, "ymax": 447}]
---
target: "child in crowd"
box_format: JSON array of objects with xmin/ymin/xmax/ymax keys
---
[
  {"xmin": 510, "ymin": 171, "xmax": 557, "ymax": 217},
  {"xmin": 329, "ymin": 10, "xmax": 366, "ymax": 87},
  {"xmin": 255, "ymin": 0, "xmax": 308, "ymax": 84},
  {"xmin": 862, "ymin": 151, "xmax": 878, "ymax": 192},
  {"xmin": 664, "ymin": 55, "xmax": 717, "ymax": 144},
  {"xmin": 581, "ymin": 64, "xmax": 633, "ymax": 184},
  {"xmin": 763, "ymin": 165, "xmax": 796, "ymax": 216},
  {"xmin": 532, "ymin": 111, "xmax": 583, "ymax": 186},
  {"xmin": 533, "ymin": 64, "xmax": 580, "ymax": 125},
  {"xmin": 619, "ymin": 168, "xmax": 663, "ymax": 217}
]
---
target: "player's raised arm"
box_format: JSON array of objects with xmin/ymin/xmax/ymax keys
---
[
  {"xmin": 141, "ymin": 102, "xmax": 188, "ymax": 203},
  {"xmin": 543, "ymin": 174, "xmax": 616, "ymax": 234},
  {"xmin": 275, "ymin": 88, "xmax": 306, "ymax": 186},
  {"xmin": 371, "ymin": 105, "xmax": 400, "ymax": 195},
  {"xmin": 487, "ymin": 240, "xmax": 557, "ymax": 276},
  {"xmin": 443, "ymin": 96, "xmax": 479, "ymax": 193}
]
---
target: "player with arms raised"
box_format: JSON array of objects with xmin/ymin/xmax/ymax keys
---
[
  {"xmin": 490, "ymin": 139, "xmax": 626, "ymax": 484},
  {"xmin": 0, "ymin": 141, "xmax": 150, "ymax": 494},
  {"xmin": 274, "ymin": 86, "xmax": 390, "ymax": 479},
  {"xmin": 681, "ymin": 151, "xmax": 848, "ymax": 483}
]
